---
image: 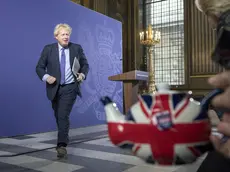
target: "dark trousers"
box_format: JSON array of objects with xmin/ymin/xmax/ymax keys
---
[
  {"xmin": 197, "ymin": 151, "xmax": 230, "ymax": 172},
  {"xmin": 51, "ymin": 83, "xmax": 77, "ymax": 147}
]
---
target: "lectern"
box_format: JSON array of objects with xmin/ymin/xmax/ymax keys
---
[{"xmin": 109, "ymin": 70, "xmax": 148, "ymax": 114}]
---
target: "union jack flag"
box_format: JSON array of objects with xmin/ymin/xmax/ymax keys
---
[{"xmin": 107, "ymin": 93, "xmax": 212, "ymax": 165}]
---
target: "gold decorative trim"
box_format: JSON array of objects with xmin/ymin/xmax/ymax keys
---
[{"xmin": 190, "ymin": 75, "xmax": 215, "ymax": 78}]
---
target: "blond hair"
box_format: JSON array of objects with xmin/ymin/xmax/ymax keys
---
[
  {"xmin": 54, "ymin": 23, "xmax": 72, "ymax": 37},
  {"xmin": 195, "ymin": 0, "xmax": 230, "ymax": 15}
]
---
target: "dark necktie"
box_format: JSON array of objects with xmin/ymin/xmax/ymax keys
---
[{"xmin": 60, "ymin": 48, "xmax": 66, "ymax": 84}]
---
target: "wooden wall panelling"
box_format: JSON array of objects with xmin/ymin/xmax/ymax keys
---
[
  {"xmin": 93, "ymin": 0, "xmax": 107, "ymax": 15},
  {"xmin": 127, "ymin": 0, "xmax": 141, "ymax": 72},
  {"xmin": 182, "ymin": 0, "xmax": 191, "ymax": 89},
  {"xmin": 107, "ymin": 0, "xmax": 140, "ymax": 73},
  {"xmin": 70, "ymin": 0, "xmax": 81, "ymax": 5},
  {"xmin": 82, "ymin": 0, "xmax": 90, "ymax": 8},
  {"xmin": 188, "ymin": 0, "xmax": 216, "ymax": 75},
  {"xmin": 133, "ymin": 0, "xmax": 141, "ymax": 71},
  {"xmin": 107, "ymin": 0, "xmax": 128, "ymax": 72},
  {"xmin": 184, "ymin": 0, "xmax": 223, "ymax": 91}
]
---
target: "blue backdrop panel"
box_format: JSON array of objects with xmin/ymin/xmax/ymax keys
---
[{"xmin": 0, "ymin": 0, "xmax": 123, "ymax": 137}]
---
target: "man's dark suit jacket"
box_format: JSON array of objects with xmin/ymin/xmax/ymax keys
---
[{"xmin": 36, "ymin": 42, "xmax": 89, "ymax": 101}]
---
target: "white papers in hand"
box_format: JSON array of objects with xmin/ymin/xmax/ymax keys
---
[{"xmin": 72, "ymin": 57, "xmax": 80, "ymax": 78}]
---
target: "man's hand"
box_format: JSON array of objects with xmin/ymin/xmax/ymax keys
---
[
  {"xmin": 208, "ymin": 71, "xmax": 230, "ymax": 109},
  {"xmin": 209, "ymin": 110, "xmax": 230, "ymax": 158},
  {"xmin": 46, "ymin": 76, "xmax": 56, "ymax": 84},
  {"xmin": 76, "ymin": 73, "xmax": 85, "ymax": 82}
]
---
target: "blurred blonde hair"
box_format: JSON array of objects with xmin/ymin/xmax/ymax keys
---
[
  {"xmin": 195, "ymin": 0, "xmax": 230, "ymax": 15},
  {"xmin": 54, "ymin": 23, "xmax": 72, "ymax": 37}
]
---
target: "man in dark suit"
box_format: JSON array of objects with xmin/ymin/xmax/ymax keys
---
[{"xmin": 36, "ymin": 23, "xmax": 89, "ymax": 158}]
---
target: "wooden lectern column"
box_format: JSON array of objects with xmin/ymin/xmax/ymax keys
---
[
  {"xmin": 123, "ymin": 81, "xmax": 139, "ymax": 113},
  {"xmin": 108, "ymin": 70, "xmax": 148, "ymax": 114}
]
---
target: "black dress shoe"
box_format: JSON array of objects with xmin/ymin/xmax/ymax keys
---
[{"xmin": 56, "ymin": 146, "xmax": 67, "ymax": 158}]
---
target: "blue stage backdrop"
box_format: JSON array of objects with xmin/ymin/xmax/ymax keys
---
[{"xmin": 0, "ymin": 0, "xmax": 123, "ymax": 137}]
